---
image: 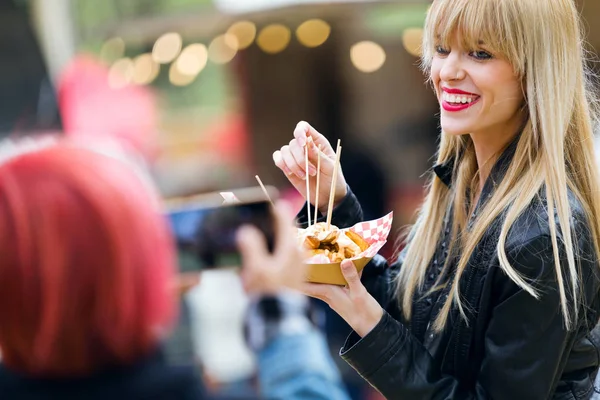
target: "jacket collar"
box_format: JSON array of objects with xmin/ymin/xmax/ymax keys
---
[{"xmin": 433, "ymin": 135, "xmax": 520, "ymax": 196}]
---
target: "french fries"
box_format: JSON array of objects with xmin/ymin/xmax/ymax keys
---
[{"xmin": 297, "ymin": 222, "xmax": 370, "ymax": 263}]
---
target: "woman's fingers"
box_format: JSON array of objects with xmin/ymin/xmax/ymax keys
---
[
  {"xmin": 294, "ymin": 121, "xmax": 336, "ymax": 159},
  {"xmin": 289, "ymin": 139, "xmax": 317, "ymax": 177},
  {"xmin": 301, "ymin": 282, "xmax": 334, "ymax": 301},
  {"xmin": 236, "ymin": 222, "xmax": 282, "ymax": 294},
  {"xmin": 238, "ymin": 201, "xmax": 307, "ymax": 293},
  {"xmin": 271, "ymin": 201, "xmax": 296, "ymax": 257},
  {"xmin": 272, "ymin": 150, "xmax": 294, "ymax": 177},
  {"xmin": 301, "ymin": 282, "xmax": 352, "ymax": 306},
  {"xmin": 274, "ymin": 121, "xmax": 348, "ymax": 208},
  {"xmin": 340, "ymin": 260, "xmax": 363, "ymax": 292},
  {"xmin": 306, "ymin": 138, "xmax": 336, "ymax": 177},
  {"xmin": 236, "ymin": 225, "xmax": 268, "ymax": 269},
  {"xmin": 303, "ymin": 262, "xmax": 363, "ymax": 300},
  {"xmin": 279, "ymin": 145, "xmax": 306, "ymax": 180}
]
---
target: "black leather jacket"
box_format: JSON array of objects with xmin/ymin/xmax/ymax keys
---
[{"xmin": 300, "ymin": 143, "xmax": 600, "ymax": 399}]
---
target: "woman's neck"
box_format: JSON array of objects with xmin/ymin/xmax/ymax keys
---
[
  {"xmin": 470, "ymin": 118, "xmax": 524, "ymax": 197},
  {"xmin": 472, "ymin": 140, "xmax": 503, "ymax": 194}
]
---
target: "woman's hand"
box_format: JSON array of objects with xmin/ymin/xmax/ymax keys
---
[
  {"xmin": 273, "ymin": 121, "xmax": 347, "ymax": 214},
  {"xmin": 236, "ymin": 201, "xmax": 308, "ymax": 294},
  {"xmin": 303, "ymin": 260, "xmax": 383, "ymax": 338}
]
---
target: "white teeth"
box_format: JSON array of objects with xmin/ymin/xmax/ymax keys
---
[{"xmin": 442, "ymin": 92, "xmax": 477, "ymax": 105}]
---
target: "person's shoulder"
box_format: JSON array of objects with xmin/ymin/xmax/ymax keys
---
[
  {"xmin": 0, "ymin": 364, "xmax": 22, "ymax": 398},
  {"xmin": 125, "ymin": 359, "xmax": 206, "ymax": 399},
  {"xmin": 506, "ymin": 188, "xmax": 592, "ymax": 248},
  {"xmin": 502, "ymin": 188, "xmax": 598, "ymax": 280},
  {"xmin": 0, "ymin": 359, "xmax": 206, "ymax": 400}
]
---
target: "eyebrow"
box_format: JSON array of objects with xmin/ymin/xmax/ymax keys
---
[{"xmin": 434, "ymin": 34, "xmax": 487, "ymax": 46}]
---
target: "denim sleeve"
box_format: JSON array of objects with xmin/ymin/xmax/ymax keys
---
[{"xmin": 257, "ymin": 330, "xmax": 351, "ymax": 400}]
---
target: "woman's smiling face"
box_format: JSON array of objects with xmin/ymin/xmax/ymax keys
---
[{"xmin": 430, "ymin": 36, "xmax": 524, "ymax": 139}]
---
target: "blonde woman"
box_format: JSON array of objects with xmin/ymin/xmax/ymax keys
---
[{"xmin": 264, "ymin": 0, "xmax": 600, "ymax": 398}]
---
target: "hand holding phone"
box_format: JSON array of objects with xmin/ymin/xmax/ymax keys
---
[
  {"xmin": 236, "ymin": 201, "xmax": 308, "ymax": 294},
  {"xmin": 167, "ymin": 187, "xmax": 278, "ymax": 272}
]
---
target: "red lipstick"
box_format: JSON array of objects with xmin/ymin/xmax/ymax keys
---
[{"xmin": 441, "ymin": 87, "xmax": 480, "ymax": 112}]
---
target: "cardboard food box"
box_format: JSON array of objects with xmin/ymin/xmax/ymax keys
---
[{"xmin": 303, "ymin": 212, "xmax": 394, "ymax": 286}]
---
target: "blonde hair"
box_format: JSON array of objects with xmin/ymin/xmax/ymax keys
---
[{"xmin": 397, "ymin": 0, "xmax": 600, "ymax": 331}]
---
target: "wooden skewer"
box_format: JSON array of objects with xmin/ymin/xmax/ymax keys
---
[
  {"xmin": 255, "ymin": 175, "xmax": 274, "ymax": 205},
  {"xmin": 314, "ymin": 144, "xmax": 322, "ymax": 226},
  {"xmin": 305, "ymin": 140, "xmax": 311, "ymax": 227},
  {"xmin": 326, "ymin": 140, "xmax": 342, "ymax": 229}
]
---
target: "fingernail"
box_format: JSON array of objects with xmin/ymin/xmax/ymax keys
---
[
  {"xmin": 236, "ymin": 225, "xmax": 251, "ymax": 242},
  {"xmin": 308, "ymin": 166, "xmax": 317, "ymax": 176},
  {"xmin": 296, "ymin": 171, "xmax": 306, "ymax": 180},
  {"xmin": 341, "ymin": 260, "xmax": 353, "ymax": 270},
  {"xmin": 297, "ymin": 131, "xmax": 307, "ymax": 146}
]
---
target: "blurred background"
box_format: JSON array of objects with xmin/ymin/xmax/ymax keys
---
[{"xmin": 2, "ymin": 0, "xmax": 600, "ymax": 398}]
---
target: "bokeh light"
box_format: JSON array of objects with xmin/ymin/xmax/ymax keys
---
[
  {"xmin": 132, "ymin": 53, "xmax": 160, "ymax": 85},
  {"xmin": 169, "ymin": 62, "xmax": 196, "ymax": 86},
  {"xmin": 100, "ymin": 37, "xmax": 125, "ymax": 63},
  {"xmin": 402, "ymin": 28, "xmax": 423, "ymax": 57},
  {"xmin": 208, "ymin": 34, "xmax": 239, "ymax": 64},
  {"xmin": 296, "ymin": 19, "xmax": 331, "ymax": 48},
  {"xmin": 257, "ymin": 24, "xmax": 291, "ymax": 54},
  {"xmin": 175, "ymin": 44, "xmax": 208, "ymax": 76},
  {"xmin": 108, "ymin": 58, "xmax": 134, "ymax": 89},
  {"xmin": 350, "ymin": 41, "xmax": 386, "ymax": 73},
  {"xmin": 152, "ymin": 32, "xmax": 183, "ymax": 64},
  {"xmin": 227, "ymin": 21, "xmax": 257, "ymax": 50}
]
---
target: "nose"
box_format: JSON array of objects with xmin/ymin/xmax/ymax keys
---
[{"xmin": 439, "ymin": 52, "xmax": 466, "ymax": 82}]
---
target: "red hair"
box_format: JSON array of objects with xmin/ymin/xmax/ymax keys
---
[{"xmin": 0, "ymin": 143, "xmax": 176, "ymax": 376}]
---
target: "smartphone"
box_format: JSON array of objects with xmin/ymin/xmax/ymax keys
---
[{"xmin": 166, "ymin": 187, "xmax": 278, "ymax": 272}]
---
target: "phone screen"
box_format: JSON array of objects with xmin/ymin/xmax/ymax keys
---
[{"xmin": 168, "ymin": 200, "xmax": 275, "ymax": 272}]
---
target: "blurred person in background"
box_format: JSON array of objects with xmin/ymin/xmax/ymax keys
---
[
  {"xmin": 272, "ymin": 0, "xmax": 600, "ymax": 398},
  {"xmin": 0, "ymin": 0, "xmax": 61, "ymax": 137},
  {"xmin": 0, "ymin": 139, "xmax": 349, "ymax": 400}
]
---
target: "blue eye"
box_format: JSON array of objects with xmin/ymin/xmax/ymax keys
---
[
  {"xmin": 435, "ymin": 45, "xmax": 450, "ymax": 55},
  {"xmin": 470, "ymin": 50, "xmax": 493, "ymax": 60}
]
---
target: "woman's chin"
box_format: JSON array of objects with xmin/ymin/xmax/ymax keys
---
[{"xmin": 441, "ymin": 127, "xmax": 471, "ymax": 136}]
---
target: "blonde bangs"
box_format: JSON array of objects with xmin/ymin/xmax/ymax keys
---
[{"xmin": 422, "ymin": 0, "xmax": 526, "ymax": 77}]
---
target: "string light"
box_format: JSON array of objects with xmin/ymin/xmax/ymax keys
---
[
  {"xmin": 350, "ymin": 41, "xmax": 386, "ymax": 73},
  {"xmin": 227, "ymin": 21, "xmax": 257, "ymax": 50},
  {"xmin": 132, "ymin": 53, "xmax": 160, "ymax": 85},
  {"xmin": 169, "ymin": 62, "xmax": 196, "ymax": 86},
  {"xmin": 100, "ymin": 37, "xmax": 125, "ymax": 62},
  {"xmin": 402, "ymin": 28, "xmax": 423, "ymax": 57},
  {"xmin": 108, "ymin": 58, "xmax": 134, "ymax": 89},
  {"xmin": 208, "ymin": 34, "xmax": 239, "ymax": 64},
  {"xmin": 257, "ymin": 24, "xmax": 291, "ymax": 54},
  {"xmin": 176, "ymin": 44, "xmax": 208, "ymax": 76},
  {"xmin": 296, "ymin": 19, "xmax": 331, "ymax": 48},
  {"xmin": 152, "ymin": 32, "xmax": 183, "ymax": 64}
]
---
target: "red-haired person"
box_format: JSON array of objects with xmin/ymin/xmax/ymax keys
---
[{"xmin": 0, "ymin": 141, "xmax": 349, "ymax": 400}]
